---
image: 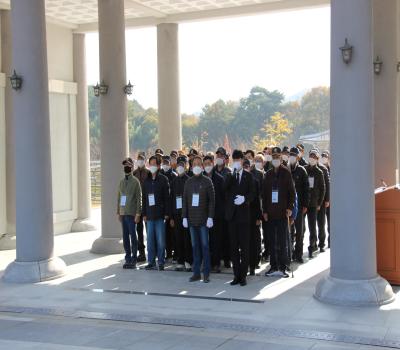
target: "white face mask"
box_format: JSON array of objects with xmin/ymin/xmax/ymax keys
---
[
  {"xmin": 309, "ymin": 158, "xmax": 317, "ymax": 166},
  {"xmin": 289, "ymin": 156, "xmax": 297, "ymax": 165},
  {"xmin": 193, "ymin": 166, "xmax": 203, "ymax": 176},
  {"xmin": 255, "ymin": 162, "xmax": 263, "ymax": 170},
  {"xmin": 204, "ymin": 165, "xmax": 213, "ymax": 174},
  {"xmin": 265, "ymin": 154, "xmax": 273, "ymax": 162},
  {"xmin": 233, "ymin": 161, "xmax": 242, "ymax": 171},
  {"xmin": 216, "ymin": 158, "xmax": 224, "ymax": 166},
  {"xmin": 282, "ymin": 155, "xmax": 289, "ymax": 162},
  {"xmin": 149, "ymin": 165, "xmax": 158, "ymax": 174},
  {"xmin": 321, "ymin": 157, "xmax": 329, "ymax": 165},
  {"xmin": 176, "ymin": 166, "xmax": 185, "ymax": 175},
  {"xmin": 137, "ymin": 159, "xmax": 145, "ymax": 168},
  {"xmin": 272, "ymin": 159, "xmax": 281, "ymax": 168},
  {"xmin": 162, "ymin": 165, "xmax": 170, "ymax": 172}
]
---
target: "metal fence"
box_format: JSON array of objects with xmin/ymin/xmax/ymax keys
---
[{"xmin": 91, "ymin": 160, "xmax": 101, "ymax": 205}]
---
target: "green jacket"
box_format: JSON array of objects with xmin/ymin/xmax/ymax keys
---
[{"xmin": 117, "ymin": 175, "xmax": 142, "ymax": 216}]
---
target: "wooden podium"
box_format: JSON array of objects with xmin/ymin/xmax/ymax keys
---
[{"xmin": 375, "ymin": 185, "xmax": 400, "ymax": 285}]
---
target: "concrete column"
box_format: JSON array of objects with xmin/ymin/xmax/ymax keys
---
[
  {"xmin": 315, "ymin": 0, "xmax": 394, "ymax": 306},
  {"xmin": 373, "ymin": 0, "xmax": 398, "ymax": 188},
  {"xmin": 157, "ymin": 23, "xmax": 182, "ymax": 151},
  {"xmin": 0, "ymin": 9, "xmax": 16, "ymax": 250},
  {"xmin": 91, "ymin": 0, "xmax": 127, "ymax": 254},
  {"xmin": 71, "ymin": 33, "xmax": 95, "ymax": 232},
  {"xmin": 3, "ymin": 0, "xmax": 66, "ymax": 282}
]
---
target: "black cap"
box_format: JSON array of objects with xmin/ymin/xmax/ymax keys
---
[
  {"xmin": 296, "ymin": 143, "xmax": 305, "ymax": 151},
  {"xmin": 137, "ymin": 151, "xmax": 146, "ymax": 160},
  {"xmin": 282, "ymin": 146, "xmax": 290, "ymax": 154},
  {"xmin": 188, "ymin": 148, "xmax": 198, "ymax": 156},
  {"xmin": 232, "ymin": 149, "xmax": 244, "ymax": 159},
  {"xmin": 155, "ymin": 148, "xmax": 164, "ymax": 155},
  {"xmin": 321, "ymin": 150, "xmax": 330, "ymax": 158},
  {"xmin": 162, "ymin": 155, "xmax": 171, "ymax": 163},
  {"xmin": 272, "ymin": 147, "xmax": 281, "ymax": 155},
  {"xmin": 122, "ymin": 157, "xmax": 134, "ymax": 166},
  {"xmin": 216, "ymin": 147, "xmax": 227, "ymax": 156},
  {"xmin": 289, "ymin": 147, "xmax": 300, "ymax": 156},
  {"xmin": 170, "ymin": 150, "xmax": 178, "ymax": 157},
  {"xmin": 177, "ymin": 155, "xmax": 187, "ymax": 164}
]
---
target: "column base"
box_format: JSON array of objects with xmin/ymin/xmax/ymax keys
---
[
  {"xmin": 71, "ymin": 219, "xmax": 97, "ymax": 232},
  {"xmin": 315, "ymin": 275, "xmax": 395, "ymax": 306},
  {"xmin": 91, "ymin": 237, "xmax": 123, "ymax": 254},
  {"xmin": 2, "ymin": 257, "xmax": 67, "ymax": 283},
  {"xmin": 0, "ymin": 233, "xmax": 16, "ymax": 250}
]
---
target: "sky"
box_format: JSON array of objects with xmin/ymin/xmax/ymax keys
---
[{"xmin": 86, "ymin": 6, "xmax": 330, "ymax": 115}]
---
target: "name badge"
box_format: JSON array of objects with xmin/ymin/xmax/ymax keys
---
[
  {"xmin": 120, "ymin": 195, "xmax": 127, "ymax": 207},
  {"xmin": 176, "ymin": 196, "xmax": 182, "ymax": 209},
  {"xmin": 192, "ymin": 193, "xmax": 200, "ymax": 207},
  {"xmin": 309, "ymin": 177, "xmax": 315, "ymax": 189},
  {"xmin": 148, "ymin": 194, "xmax": 155, "ymax": 206},
  {"xmin": 272, "ymin": 191, "xmax": 279, "ymax": 204}
]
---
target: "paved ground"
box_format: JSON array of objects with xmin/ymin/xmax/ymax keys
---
[{"xmin": 0, "ymin": 209, "xmax": 399, "ymax": 349}]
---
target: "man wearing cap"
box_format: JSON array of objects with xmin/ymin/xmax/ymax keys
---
[
  {"xmin": 281, "ymin": 146, "xmax": 290, "ymax": 167},
  {"xmin": 117, "ymin": 158, "xmax": 142, "ymax": 269},
  {"xmin": 262, "ymin": 147, "xmax": 295, "ymax": 278},
  {"xmin": 142, "ymin": 155, "xmax": 170, "ymax": 270},
  {"xmin": 305, "ymin": 150, "xmax": 325, "ymax": 259},
  {"xmin": 203, "ymin": 154, "xmax": 225, "ymax": 273},
  {"xmin": 182, "ymin": 156, "xmax": 215, "ymax": 283},
  {"xmin": 316, "ymin": 151, "xmax": 330, "ymax": 253},
  {"xmin": 296, "ymin": 144, "xmax": 308, "ymax": 167},
  {"xmin": 321, "ymin": 150, "xmax": 331, "ymax": 247},
  {"xmin": 132, "ymin": 152, "xmax": 149, "ymax": 262},
  {"xmin": 288, "ymin": 147, "xmax": 309, "ymax": 263},
  {"xmin": 170, "ymin": 156, "xmax": 192, "ymax": 271},
  {"xmin": 161, "ymin": 155, "xmax": 177, "ymax": 262},
  {"xmin": 214, "ymin": 147, "xmax": 232, "ymax": 179},
  {"xmin": 263, "ymin": 146, "xmax": 274, "ymax": 172},
  {"xmin": 224, "ymin": 150, "xmax": 255, "ymax": 286},
  {"xmin": 170, "ymin": 151, "xmax": 178, "ymax": 171}
]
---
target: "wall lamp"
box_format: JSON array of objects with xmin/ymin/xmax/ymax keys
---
[
  {"xmin": 124, "ymin": 81, "xmax": 134, "ymax": 95},
  {"xmin": 373, "ymin": 56, "xmax": 383, "ymax": 75},
  {"xmin": 10, "ymin": 70, "xmax": 23, "ymax": 90},
  {"xmin": 340, "ymin": 38, "xmax": 353, "ymax": 64}
]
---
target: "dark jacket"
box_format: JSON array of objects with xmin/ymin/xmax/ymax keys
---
[
  {"xmin": 299, "ymin": 157, "xmax": 308, "ymax": 167},
  {"xmin": 263, "ymin": 161, "xmax": 273, "ymax": 173},
  {"xmin": 251, "ymin": 167, "xmax": 264, "ymax": 194},
  {"xmin": 214, "ymin": 165, "xmax": 232, "ymax": 180},
  {"xmin": 224, "ymin": 169, "xmax": 255, "ymax": 223},
  {"xmin": 142, "ymin": 171, "xmax": 170, "ymax": 220},
  {"xmin": 249, "ymin": 173, "xmax": 263, "ymax": 221},
  {"xmin": 262, "ymin": 165, "xmax": 296, "ymax": 221},
  {"xmin": 317, "ymin": 164, "xmax": 330, "ymax": 203},
  {"xmin": 290, "ymin": 163, "xmax": 309, "ymax": 209},
  {"xmin": 170, "ymin": 173, "xmax": 190, "ymax": 217},
  {"xmin": 132, "ymin": 166, "xmax": 150, "ymax": 189},
  {"xmin": 205, "ymin": 169, "xmax": 225, "ymax": 220},
  {"xmin": 182, "ymin": 174, "xmax": 215, "ymax": 226},
  {"xmin": 160, "ymin": 168, "xmax": 177, "ymax": 185},
  {"xmin": 305, "ymin": 164, "xmax": 325, "ymax": 208}
]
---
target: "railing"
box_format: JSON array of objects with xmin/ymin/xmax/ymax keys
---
[{"xmin": 91, "ymin": 160, "xmax": 101, "ymax": 206}]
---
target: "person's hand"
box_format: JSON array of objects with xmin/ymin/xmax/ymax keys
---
[
  {"xmin": 183, "ymin": 218, "xmax": 189, "ymax": 228},
  {"xmin": 263, "ymin": 213, "xmax": 268, "ymax": 222},
  {"xmin": 286, "ymin": 209, "xmax": 292, "ymax": 217},
  {"xmin": 256, "ymin": 220, "xmax": 261, "ymax": 226},
  {"xmin": 117, "ymin": 214, "xmax": 122, "ymax": 222},
  {"xmin": 317, "ymin": 206, "xmax": 321, "ymax": 211},
  {"xmin": 135, "ymin": 214, "xmax": 141, "ymax": 224},
  {"xmin": 234, "ymin": 195, "xmax": 245, "ymax": 205},
  {"xmin": 325, "ymin": 201, "xmax": 330, "ymax": 208},
  {"xmin": 206, "ymin": 218, "xmax": 213, "ymax": 228},
  {"xmin": 289, "ymin": 218, "xmax": 294, "ymax": 225},
  {"xmin": 170, "ymin": 219, "xmax": 175, "ymax": 228},
  {"xmin": 302, "ymin": 207, "xmax": 308, "ymax": 214},
  {"xmin": 143, "ymin": 216, "xmax": 147, "ymax": 222}
]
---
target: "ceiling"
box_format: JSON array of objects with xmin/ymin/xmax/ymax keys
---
[{"xmin": 0, "ymin": 0, "xmax": 329, "ymax": 31}]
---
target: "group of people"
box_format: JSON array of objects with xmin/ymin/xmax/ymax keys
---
[{"xmin": 117, "ymin": 143, "xmax": 330, "ymax": 286}]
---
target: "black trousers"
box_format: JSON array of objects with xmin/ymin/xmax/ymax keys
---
[
  {"xmin": 173, "ymin": 215, "xmax": 192, "ymax": 265},
  {"xmin": 222, "ymin": 219, "xmax": 231, "ymax": 263},
  {"xmin": 165, "ymin": 218, "xmax": 175, "ymax": 259},
  {"xmin": 249, "ymin": 220, "xmax": 261, "ymax": 271},
  {"xmin": 307, "ymin": 207, "xmax": 318, "ymax": 251},
  {"xmin": 210, "ymin": 218, "xmax": 223, "ymax": 267},
  {"xmin": 317, "ymin": 205, "xmax": 327, "ymax": 248},
  {"xmin": 326, "ymin": 206, "xmax": 330, "ymax": 246},
  {"xmin": 267, "ymin": 218, "xmax": 289, "ymax": 270},
  {"xmin": 229, "ymin": 220, "xmax": 250, "ymax": 280},
  {"xmin": 293, "ymin": 211, "xmax": 305, "ymax": 259},
  {"xmin": 136, "ymin": 216, "xmax": 145, "ymax": 254},
  {"xmin": 262, "ymin": 220, "xmax": 270, "ymax": 258}
]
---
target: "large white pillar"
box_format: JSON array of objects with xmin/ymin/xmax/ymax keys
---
[
  {"xmin": 0, "ymin": 9, "xmax": 16, "ymax": 250},
  {"xmin": 91, "ymin": 0, "xmax": 127, "ymax": 254},
  {"xmin": 3, "ymin": 0, "xmax": 66, "ymax": 282},
  {"xmin": 373, "ymin": 0, "xmax": 398, "ymax": 188},
  {"xmin": 71, "ymin": 33, "xmax": 95, "ymax": 232},
  {"xmin": 315, "ymin": 0, "xmax": 394, "ymax": 306},
  {"xmin": 157, "ymin": 23, "xmax": 182, "ymax": 152}
]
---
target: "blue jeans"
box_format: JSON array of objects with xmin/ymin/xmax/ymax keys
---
[
  {"xmin": 189, "ymin": 226, "xmax": 210, "ymax": 276},
  {"xmin": 146, "ymin": 219, "xmax": 166, "ymax": 266},
  {"xmin": 121, "ymin": 215, "xmax": 137, "ymax": 264}
]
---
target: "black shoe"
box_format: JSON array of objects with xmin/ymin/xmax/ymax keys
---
[
  {"xmin": 249, "ymin": 269, "xmax": 255, "ymax": 276},
  {"xmin": 265, "ymin": 267, "xmax": 279, "ymax": 277},
  {"xmin": 123, "ymin": 262, "xmax": 130, "ymax": 269},
  {"xmin": 296, "ymin": 257, "xmax": 304, "ymax": 264},
  {"xmin": 158, "ymin": 265, "xmax": 164, "ymax": 271},
  {"xmin": 230, "ymin": 278, "xmax": 240, "ymax": 285},
  {"xmin": 145, "ymin": 264, "xmax": 155, "ymax": 270},
  {"xmin": 189, "ymin": 274, "xmax": 201, "ymax": 282},
  {"xmin": 280, "ymin": 269, "xmax": 290, "ymax": 278},
  {"xmin": 240, "ymin": 278, "xmax": 247, "ymax": 286},
  {"xmin": 224, "ymin": 261, "xmax": 231, "ymax": 269},
  {"xmin": 127, "ymin": 262, "xmax": 136, "ymax": 269},
  {"xmin": 137, "ymin": 253, "xmax": 146, "ymax": 263},
  {"xmin": 308, "ymin": 248, "xmax": 313, "ymax": 259},
  {"xmin": 320, "ymin": 247, "xmax": 325, "ymax": 253},
  {"xmin": 203, "ymin": 275, "xmax": 210, "ymax": 283}
]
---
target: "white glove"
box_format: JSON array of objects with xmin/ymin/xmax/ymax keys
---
[
  {"xmin": 234, "ymin": 195, "xmax": 245, "ymax": 206},
  {"xmin": 183, "ymin": 218, "xmax": 188, "ymax": 228},
  {"xmin": 206, "ymin": 217, "xmax": 213, "ymax": 228}
]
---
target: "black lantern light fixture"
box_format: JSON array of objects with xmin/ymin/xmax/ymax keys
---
[
  {"xmin": 10, "ymin": 70, "xmax": 23, "ymax": 91},
  {"xmin": 93, "ymin": 82, "xmax": 100, "ymax": 97},
  {"xmin": 124, "ymin": 80, "xmax": 134, "ymax": 95},
  {"xmin": 340, "ymin": 38, "xmax": 353, "ymax": 64},
  {"xmin": 397, "ymin": 62, "xmax": 400, "ymax": 72},
  {"xmin": 373, "ymin": 56, "xmax": 383, "ymax": 75},
  {"xmin": 99, "ymin": 80, "xmax": 109, "ymax": 95}
]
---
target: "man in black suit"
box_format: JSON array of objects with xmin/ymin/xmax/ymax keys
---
[{"xmin": 224, "ymin": 150, "xmax": 255, "ymax": 286}]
